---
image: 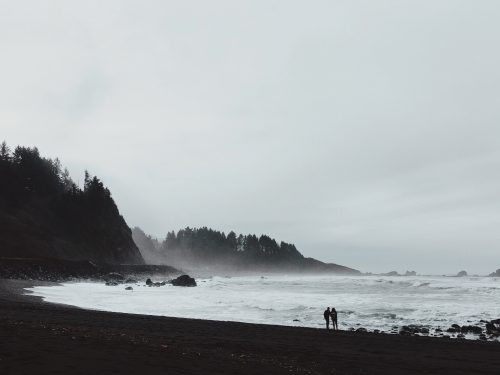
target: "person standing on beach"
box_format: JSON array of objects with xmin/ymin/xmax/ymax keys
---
[
  {"xmin": 330, "ymin": 307, "xmax": 338, "ymax": 330},
  {"xmin": 323, "ymin": 307, "xmax": 331, "ymax": 330}
]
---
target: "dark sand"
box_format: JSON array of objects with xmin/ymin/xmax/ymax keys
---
[{"xmin": 1, "ymin": 279, "xmax": 499, "ymax": 375}]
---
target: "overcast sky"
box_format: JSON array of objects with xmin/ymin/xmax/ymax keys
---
[{"xmin": 2, "ymin": 1, "xmax": 500, "ymax": 274}]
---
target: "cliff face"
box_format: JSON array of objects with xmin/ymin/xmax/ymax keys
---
[{"xmin": 0, "ymin": 144, "xmax": 143, "ymax": 265}]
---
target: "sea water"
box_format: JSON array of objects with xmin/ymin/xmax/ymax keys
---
[{"xmin": 26, "ymin": 275, "xmax": 500, "ymax": 338}]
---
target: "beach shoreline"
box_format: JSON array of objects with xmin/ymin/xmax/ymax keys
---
[
  {"xmin": 25, "ymin": 274, "xmax": 500, "ymax": 341},
  {"xmin": 1, "ymin": 278, "xmax": 500, "ymax": 375}
]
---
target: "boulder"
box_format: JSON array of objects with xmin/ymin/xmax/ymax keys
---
[
  {"xmin": 105, "ymin": 281, "xmax": 119, "ymax": 286},
  {"xmin": 356, "ymin": 328, "xmax": 367, "ymax": 333},
  {"xmin": 486, "ymin": 320, "xmax": 500, "ymax": 335},
  {"xmin": 456, "ymin": 270, "xmax": 467, "ymax": 277},
  {"xmin": 171, "ymin": 275, "xmax": 197, "ymax": 287},
  {"xmin": 400, "ymin": 325, "xmax": 429, "ymax": 335},
  {"xmin": 125, "ymin": 286, "xmax": 133, "ymax": 290},
  {"xmin": 460, "ymin": 325, "xmax": 482, "ymax": 334},
  {"xmin": 145, "ymin": 278, "xmax": 153, "ymax": 286}
]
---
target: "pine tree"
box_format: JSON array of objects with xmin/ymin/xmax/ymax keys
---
[
  {"xmin": 84, "ymin": 170, "xmax": 90, "ymax": 191},
  {"xmin": 0, "ymin": 141, "xmax": 10, "ymax": 161},
  {"xmin": 61, "ymin": 168, "xmax": 73, "ymax": 191}
]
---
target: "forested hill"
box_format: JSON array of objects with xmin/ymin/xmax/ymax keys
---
[
  {"xmin": 0, "ymin": 142, "xmax": 144, "ymax": 265},
  {"xmin": 132, "ymin": 227, "xmax": 360, "ymax": 274}
]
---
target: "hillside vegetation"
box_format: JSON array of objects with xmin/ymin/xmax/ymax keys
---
[
  {"xmin": 0, "ymin": 142, "xmax": 143, "ymax": 265},
  {"xmin": 133, "ymin": 226, "xmax": 359, "ymax": 274}
]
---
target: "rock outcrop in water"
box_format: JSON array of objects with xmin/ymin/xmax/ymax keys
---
[
  {"xmin": 171, "ymin": 274, "xmax": 197, "ymax": 287},
  {"xmin": 456, "ymin": 271, "xmax": 468, "ymax": 277},
  {"xmin": 488, "ymin": 269, "xmax": 500, "ymax": 277},
  {"xmin": 142, "ymin": 275, "xmax": 197, "ymax": 287}
]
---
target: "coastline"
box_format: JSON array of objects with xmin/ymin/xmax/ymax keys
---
[
  {"xmin": 1, "ymin": 279, "xmax": 500, "ymax": 375},
  {"xmin": 25, "ymin": 275, "xmax": 500, "ymax": 341}
]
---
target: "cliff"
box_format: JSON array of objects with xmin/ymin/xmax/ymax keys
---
[{"xmin": 0, "ymin": 143, "xmax": 143, "ymax": 265}]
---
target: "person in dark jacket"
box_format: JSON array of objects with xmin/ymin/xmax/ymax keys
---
[
  {"xmin": 323, "ymin": 307, "xmax": 331, "ymax": 330},
  {"xmin": 330, "ymin": 307, "xmax": 338, "ymax": 330}
]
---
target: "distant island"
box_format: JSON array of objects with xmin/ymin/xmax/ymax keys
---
[{"xmin": 132, "ymin": 226, "xmax": 360, "ymax": 274}]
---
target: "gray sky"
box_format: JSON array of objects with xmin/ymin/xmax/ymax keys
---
[{"xmin": 2, "ymin": 1, "xmax": 500, "ymax": 274}]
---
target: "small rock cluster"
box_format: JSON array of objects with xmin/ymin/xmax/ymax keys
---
[
  {"xmin": 145, "ymin": 278, "xmax": 167, "ymax": 287},
  {"xmin": 346, "ymin": 319, "xmax": 500, "ymax": 342},
  {"xmin": 102, "ymin": 273, "xmax": 197, "ymax": 289},
  {"xmin": 104, "ymin": 273, "xmax": 137, "ymax": 286},
  {"xmin": 399, "ymin": 325, "xmax": 429, "ymax": 335}
]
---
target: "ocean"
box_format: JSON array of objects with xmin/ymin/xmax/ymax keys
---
[{"xmin": 27, "ymin": 275, "xmax": 499, "ymax": 339}]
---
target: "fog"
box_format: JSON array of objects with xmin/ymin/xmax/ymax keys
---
[{"xmin": 2, "ymin": 1, "xmax": 500, "ymax": 274}]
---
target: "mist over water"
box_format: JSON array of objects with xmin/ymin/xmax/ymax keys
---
[{"xmin": 28, "ymin": 275, "xmax": 500, "ymax": 339}]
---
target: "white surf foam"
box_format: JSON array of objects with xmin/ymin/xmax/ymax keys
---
[{"xmin": 26, "ymin": 275, "xmax": 500, "ymax": 336}]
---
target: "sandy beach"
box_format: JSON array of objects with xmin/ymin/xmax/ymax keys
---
[{"xmin": 1, "ymin": 279, "xmax": 499, "ymax": 375}]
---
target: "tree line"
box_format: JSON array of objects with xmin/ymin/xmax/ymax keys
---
[
  {"xmin": 133, "ymin": 226, "xmax": 304, "ymax": 268},
  {"xmin": 0, "ymin": 141, "xmax": 143, "ymax": 264}
]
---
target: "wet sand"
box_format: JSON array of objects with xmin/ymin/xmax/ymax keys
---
[{"xmin": 1, "ymin": 279, "xmax": 499, "ymax": 375}]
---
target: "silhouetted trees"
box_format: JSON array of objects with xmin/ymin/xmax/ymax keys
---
[
  {"xmin": 0, "ymin": 141, "xmax": 10, "ymax": 161},
  {"xmin": 156, "ymin": 226, "xmax": 304, "ymax": 267},
  {"xmin": 133, "ymin": 225, "xmax": 360, "ymax": 273},
  {"xmin": 0, "ymin": 141, "xmax": 143, "ymax": 264}
]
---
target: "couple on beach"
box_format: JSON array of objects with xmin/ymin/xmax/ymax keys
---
[{"xmin": 323, "ymin": 307, "xmax": 338, "ymax": 330}]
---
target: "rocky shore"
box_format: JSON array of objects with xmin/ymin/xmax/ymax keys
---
[
  {"xmin": 0, "ymin": 257, "xmax": 180, "ymax": 282},
  {"xmin": 343, "ymin": 321, "xmax": 500, "ymax": 343},
  {"xmin": 388, "ymin": 321, "xmax": 500, "ymax": 341}
]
